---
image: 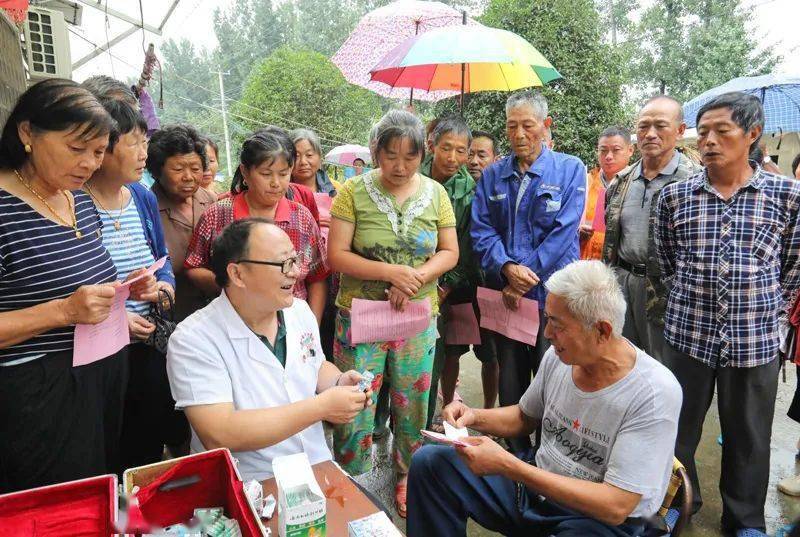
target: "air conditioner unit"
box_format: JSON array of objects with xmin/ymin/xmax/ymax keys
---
[
  {"xmin": 35, "ymin": 1, "xmax": 83, "ymax": 26},
  {"xmin": 22, "ymin": 6, "xmax": 71, "ymax": 81}
]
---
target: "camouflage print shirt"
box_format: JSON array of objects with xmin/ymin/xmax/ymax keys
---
[
  {"xmin": 419, "ymin": 154, "xmax": 480, "ymax": 301},
  {"xmin": 602, "ymin": 151, "xmax": 701, "ymax": 325}
]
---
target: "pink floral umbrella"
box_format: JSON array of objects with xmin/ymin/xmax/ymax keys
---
[{"xmin": 332, "ymin": 0, "xmax": 480, "ymax": 102}]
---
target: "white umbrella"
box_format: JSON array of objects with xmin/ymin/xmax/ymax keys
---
[{"xmin": 325, "ymin": 144, "xmax": 372, "ymax": 165}]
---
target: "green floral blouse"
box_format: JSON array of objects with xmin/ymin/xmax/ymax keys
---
[{"xmin": 330, "ymin": 170, "xmax": 456, "ymax": 315}]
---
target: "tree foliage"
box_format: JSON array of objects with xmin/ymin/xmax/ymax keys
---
[
  {"xmin": 150, "ymin": 0, "xmax": 786, "ymax": 172},
  {"xmin": 435, "ymin": 0, "xmax": 627, "ymax": 166},
  {"xmin": 211, "ymin": 0, "xmax": 400, "ymax": 95},
  {"xmin": 149, "ymin": 38, "xmax": 239, "ymax": 174},
  {"xmin": 235, "ymin": 47, "xmax": 384, "ymax": 151},
  {"xmin": 593, "ymin": 0, "xmax": 637, "ymax": 46},
  {"xmin": 630, "ymin": 0, "xmax": 780, "ymax": 102},
  {"xmin": 153, "ymin": 0, "xmax": 396, "ymax": 174},
  {"xmin": 212, "ymin": 0, "xmax": 296, "ymax": 99},
  {"xmin": 153, "ymin": 38, "xmax": 214, "ymax": 124}
]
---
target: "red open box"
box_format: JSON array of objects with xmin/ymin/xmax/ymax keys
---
[
  {"xmin": 0, "ymin": 474, "xmax": 118, "ymax": 536},
  {"xmin": 123, "ymin": 448, "xmax": 266, "ymax": 536},
  {"xmin": 0, "ymin": 449, "xmax": 265, "ymax": 536}
]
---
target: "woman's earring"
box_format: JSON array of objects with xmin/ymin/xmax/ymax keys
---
[{"xmin": 24, "ymin": 144, "xmax": 31, "ymax": 153}]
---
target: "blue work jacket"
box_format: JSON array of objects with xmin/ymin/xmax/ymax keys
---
[
  {"xmin": 470, "ymin": 145, "xmax": 586, "ymax": 305},
  {"xmin": 127, "ymin": 182, "xmax": 176, "ymax": 288}
]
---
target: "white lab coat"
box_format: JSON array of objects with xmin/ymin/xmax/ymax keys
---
[{"xmin": 167, "ymin": 291, "xmax": 331, "ymax": 481}]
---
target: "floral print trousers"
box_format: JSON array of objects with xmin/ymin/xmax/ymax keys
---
[{"xmin": 332, "ymin": 310, "xmax": 437, "ymax": 476}]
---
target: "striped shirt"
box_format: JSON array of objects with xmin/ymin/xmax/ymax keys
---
[
  {"xmin": 655, "ymin": 166, "xmax": 800, "ymax": 368},
  {"xmin": 0, "ymin": 189, "xmax": 117, "ymax": 365},
  {"xmin": 97, "ymin": 195, "xmax": 155, "ymax": 315}
]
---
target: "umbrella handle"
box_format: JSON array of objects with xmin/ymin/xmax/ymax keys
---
[
  {"xmin": 409, "ymin": 20, "xmax": 421, "ymax": 107},
  {"xmin": 459, "ymin": 10, "xmax": 467, "ymax": 115}
]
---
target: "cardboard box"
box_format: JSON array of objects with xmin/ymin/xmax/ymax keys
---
[
  {"xmin": 123, "ymin": 448, "xmax": 267, "ymax": 536},
  {"xmin": 273, "ymin": 453, "xmax": 326, "ymax": 537},
  {"xmin": 0, "ymin": 474, "xmax": 118, "ymax": 536}
]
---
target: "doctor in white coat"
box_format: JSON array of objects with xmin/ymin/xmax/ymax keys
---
[{"xmin": 167, "ymin": 218, "xmax": 371, "ymax": 481}]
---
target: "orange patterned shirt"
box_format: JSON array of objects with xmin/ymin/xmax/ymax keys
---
[{"xmin": 580, "ymin": 168, "xmax": 607, "ymax": 260}]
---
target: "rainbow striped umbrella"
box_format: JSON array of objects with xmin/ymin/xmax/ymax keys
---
[
  {"xmin": 370, "ymin": 25, "xmax": 560, "ymax": 109},
  {"xmin": 332, "ymin": 0, "xmax": 480, "ymax": 103}
]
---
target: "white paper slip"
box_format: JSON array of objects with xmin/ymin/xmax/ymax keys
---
[
  {"xmin": 348, "ymin": 512, "xmax": 403, "ymax": 536},
  {"xmin": 443, "ymin": 421, "xmax": 469, "ymax": 441}
]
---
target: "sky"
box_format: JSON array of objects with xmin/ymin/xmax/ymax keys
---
[
  {"xmin": 67, "ymin": 0, "xmax": 800, "ymax": 89},
  {"xmin": 743, "ymin": 0, "xmax": 800, "ymax": 74}
]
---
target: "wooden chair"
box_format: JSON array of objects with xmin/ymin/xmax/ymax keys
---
[{"xmin": 647, "ymin": 458, "xmax": 693, "ymax": 536}]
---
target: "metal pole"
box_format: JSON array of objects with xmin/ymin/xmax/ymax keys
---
[
  {"xmin": 215, "ymin": 70, "xmax": 233, "ymax": 179},
  {"xmin": 459, "ymin": 10, "xmax": 467, "ymax": 114},
  {"xmin": 409, "ymin": 20, "xmax": 421, "ymax": 107}
]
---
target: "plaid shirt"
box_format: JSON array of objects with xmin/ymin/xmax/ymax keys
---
[
  {"xmin": 185, "ymin": 193, "xmax": 329, "ymax": 300},
  {"xmin": 655, "ymin": 166, "xmax": 800, "ymax": 368}
]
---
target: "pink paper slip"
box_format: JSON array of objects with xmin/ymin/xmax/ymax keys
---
[
  {"xmin": 72, "ymin": 256, "xmax": 167, "ymax": 367},
  {"xmin": 476, "ymin": 287, "xmax": 540, "ymax": 346},
  {"xmin": 350, "ymin": 298, "xmax": 431, "ymax": 344},
  {"xmin": 313, "ymin": 193, "xmax": 333, "ymax": 244},
  {"xmin": 592, "ymin": 189, "xmax": 606, "ymax": 232},
  {"xmin": 72, "ymin": 285, "xmax": 130, "ymax": 367},
  {"xmin": 444, "ymin": 303, "xmax": 481, "ymax": 345},
  {"xmin": 121, "ymin": 255, "xmax": 167, "ymax": 288},
  {"xmin": 313, "ymin": 193, "xmax": 334, "ymax": 213}
]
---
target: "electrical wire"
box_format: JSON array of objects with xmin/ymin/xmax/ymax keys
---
[
  {"xmin": 103, "ymin": 0, "xmax": 116, "ymax": 78},
  {"xmin": 96, "ymin": 3, "xmax": 345, "ymax": 139},
  {"xmin": 171, "ymin": 93, "xmax": 350, "ymax": 147},
  {"xmin": 744, "ymin": 0, "xmax": 779, "ymax": 7},
  {"xmin": 164, "ymin": 67, "xmax": 353, "ymax": 143},
  {"xmin": 138, "ymin": 0, "xmax": 146, "ymax": 53},
  {"xmin": 183, "ymin": 0, "xmax": 205, "ymax": 21},
  {"xmin": 68, "ymin": 29, "xmax": 357, "ymax": 148}
]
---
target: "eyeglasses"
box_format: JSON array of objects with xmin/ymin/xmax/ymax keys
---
[{"xmin": 236, "ymin": 255, "xmax": 298, "ymax": 275}]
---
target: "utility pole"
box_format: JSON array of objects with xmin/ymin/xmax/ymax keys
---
[
  {"xmin": 609, "ymin": 0, "xmax": 617, "ymax": 46},
  {"xmin": 213, "ymin": 70, "xmax": 233, "ymax": 179}
]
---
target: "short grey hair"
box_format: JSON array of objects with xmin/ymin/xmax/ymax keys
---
[
  {"xmin": 372, "ymin": 109, "xmax": 425, "ymax": 159},
  {"xmin": 431, "ymin": 114, "xmax": 472, "ymax": 146},
  {"xmin": 505, "ymin": 90, "xmax": 548, "ymax": 120},
  {"xmin": 544, "ymin": 261, "xmax": 627, "ymax": 336},
  {"xmin": 290, "ymin": 128, "xmax": 322, "ymax": 157},
  {"xmin": 642, "ymin": 94, "xmax": 684, "ymax": 123},
  {"xmin": 81, "ymin": 75, "xmax": 137, "ymax": 107}
]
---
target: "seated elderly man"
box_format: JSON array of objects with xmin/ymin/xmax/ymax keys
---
[
  {"xmin": 407, "ymin": 260, "xmax": 682, "ymax": 537},
  {"xmin": 167, "ymin": 218, "xmax": 370, "ymax": 481}
]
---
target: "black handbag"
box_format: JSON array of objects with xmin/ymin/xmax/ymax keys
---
[{"xmin": 143, "ymin": 289, "xmax": 177, "ymax": 354}]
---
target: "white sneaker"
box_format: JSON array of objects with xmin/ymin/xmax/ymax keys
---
[{"xmin": 778, "ymin": 474, "xmax": 800, "ymax": 496}]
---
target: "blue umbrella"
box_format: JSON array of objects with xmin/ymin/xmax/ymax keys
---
[{"xmin": 683, "ymin": 74, "xmax": 800, "ymax": 133}]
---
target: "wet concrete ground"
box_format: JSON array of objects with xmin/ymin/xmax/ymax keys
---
[{"xmin": 351, "ymin": 351, "xmax": 800, "ymax": 536}]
